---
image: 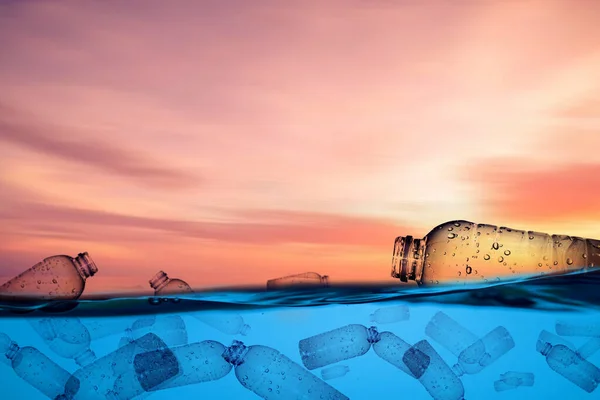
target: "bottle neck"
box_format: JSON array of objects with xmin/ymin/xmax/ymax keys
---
[
  {"xmin": 391, "ymin": 235, "xmax": 424, "ymax": 283},
  {"xmin": 149, "ymin": 271, "xmax": 170, "ymax": 291},
  {"xmin": 73, "ymin": 252, "xmax": 98, "ymax": 280}
]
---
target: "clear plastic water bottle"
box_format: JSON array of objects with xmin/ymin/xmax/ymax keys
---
[
  {"xmin": 392, "ymin": 220, "xmax": 600, "ymax": 286},
  {"xmin": 493, "ymin": 371, "xmax": 534, "ymax": 392},
  {"xmin": 62, "ymin": 333, "xmax": 171, "ymax": 400},
  {"xmin": 193, "ymin": 311, "xmax": 251, "ymax": 336},
  {"xmin": 403, "ymin": 340, "xmax": 465, "ymax": 400},
  {"xmin": 536, "ymin": 333, "xmax": 600, "ymax": 393},
  {"xmin": 149, "ymin": 270, "xmax": 193, "ymax": 299},
  {"xmin": 425, "ymin": 312, "xmax": 480, "ymax": 357},
  {"xmin": 111, "ymin": 340, "xmax": 232, "ymax": 399},
  {"xmin": 371, "ymin": 331, "xmax": 414, "ymax": 377},
  {"xmin": 266, "ymin": 272, "xmax": 329, "ymax": 290},
  {"xmin": 298, "ymin": 324, "xmax": 381, "ymax": 370},
  {"xmin": 0, "ymin": 252, "xmax": 98, "ymax": 305},
  {"xmin": 556, "ymin": 320, "xmax": 600, "ymax": 337},
  {"xmin": 369, "ymin": 305, "xmax": 410, "ymax": 324},
  {"xmin": 1, "ymin": 332, "xmax": 72, "ymax": 400},
  {"xmin": 451, "ymin": 326, "xmax": 515, "ymax": 376},
  {"xmin": 577, "ymin": 337, "xmax": 600, "ymax": 360},
  {"xmin": 223, "ymin": 340, "xmax": 349, "ymax": 399},
  {"xmin": 129, "ymin": 315, "xmax": 188, "ymax": 347},
  {"xmin": 28, "ymin": 318, "xmax": 96, "ymax": 367}
]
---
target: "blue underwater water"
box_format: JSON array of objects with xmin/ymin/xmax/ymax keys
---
[{"xmin": 1, "ymin": 270, "xmax": 600, "ymax": 400}]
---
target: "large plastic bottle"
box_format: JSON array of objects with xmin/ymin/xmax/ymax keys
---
[
  {"xmin": 536, "ymin": 333, "xmax": 600, "ymax": 393},
  {"xmin": 266, "ymin": 272, "xmax": 329, "ymax": 290},
  {"xmin": 403, "ymin": 340, "xmax": 465, "ymax": 400},
  {"xmin": 110, "ymin": 340, "xmax": 232, "ymax": 399},
  {"xmin": 61, "ymin": 333, "xmax": 172, "ymax": 400},
  {"xmin": 391, "ymin": 220, "xmax": 600, "ymax": 286},
  {"xmin": 1, "ymin": 332, "xmax": 73, "ymax": 400},
  {"xmin": 28, "ymin": 317, "xmax": 96, "ymax": 367},
  {"xmin": 0, "ymin": 252, "xmax": 98, "ymax": 305},
  {"xmin": 223, "ymin": 340, "xmax": 349, "ymax": 400},
  {"xmin": 298, "ymin": 324, "xmax": 381, "ymax": 370}
]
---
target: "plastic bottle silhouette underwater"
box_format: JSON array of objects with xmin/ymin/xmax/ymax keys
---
[
  {"xmin": 494, "ymin": 371, "xmax": 534, "ymax": 392},
  {"xmin": 403, "ymin": 340, "xmax": 465, "ymax": 400},
  {"xmin": 266, "ymin": 272, "xmax": 329, "ymax": 290},
  {"xmin": 1, "ymin": 332, "xmax": 73, "ymax": 400},
  {"xmin": 452, "ymin": 326, "xmax": 515, "ymax": 376},
  {"xmin": 425, "ymin": 312, "xmax": 480, "ymax": 357},
  {"xmin": 391, "ymin": 220, "xmax": 600, "ymax": 286},
  {"xmin": 193, "ymin": 311, "xmax": 251, "ymax": 336},
  {"xmin": 128, "ymin": 315, "xmax": 188, "ymax": 347},
  {"xmin": 577, "ymin": 337, "xmax": 600, "ymax": 359},
  {"xmin": 84, "ymin": 318, "xmax": 134, "ymax": 341},
  {"xmin": 298, "ymin": 324, "xmax": 381, "ymax": 370},
  {"xmin": 111, "ymin": 340, "xmax": 232, "ymax": 399},
  {"xmin": 371, "ymin": 331, "xmax": 414, "ymax": 377},
  {"xmin": 28, "ymin": 318, "xmax": 96, "ymax": 367},
  {"xmin": 369, "ymin": 305, "xmax": 410, "ymax": 324},
  {"xmin": 556, "ymin": 320, "xmax": 600, "ymax": 337},
  {"xmin": 321, "ymin": 365, "xmax": 350, "ymax": 381},
  {"xmin": 223, "ymin": 340, "xmax": 349, "ymax": 400},
  {"xmin": 536, "ymin": 333, "xmax": 600, "ymax": 393},
  {"xmin": 61, "ymin": 333, "xmax": 172, "ymax": 400},
  {"xmin": 0, "ymin": 252, "xmax": 98, "ymax": 306}
]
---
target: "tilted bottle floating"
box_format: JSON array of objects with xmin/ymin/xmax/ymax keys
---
[
  {"xmin": 0, "ymin": 252, "xmax": 98, "ymax": 306},
  {"xmin": 369, "ymin": 305, "xmax": 410, "ymax": 324},
  {"xmin": 0, "ymin": 332, "xmax": 73, "ymax": 400},
  {"xmin": 536, "ymin": 331, "xmax": 600, "ymax": 393},
  {"xmin": 299, "ymin": 324, "xmax": 382, "ymax": 370},
  {"xmin": 150, "ymin": 271, "xmax": 251, "ymax": 336},
  {"xmin": 370, "ymin": 330, "xmax": 464, "ymax": 400},
  {"xmin": 59, "ymin": 333, "xmax": 172, "ymax": 400},
  {"xmin": 493, "ymin": 371, "xmax": 535, "ymax": 392},
  {"xmin": 111, "ymin": 339, "xmax": 349, "ymax": 400},
  {"xmin": 392, "ymin": 220, "xmax": 600, "ymax": 286},
  {"xmin": 266, "ymin": 272, "xmax": 329, "ymax": 290},
  {"xmin": 425, "ymin": 312, "xmax": 515, "ymax": 376},
  {"xmin": 28, "ymin": 317, "xmax": 96, "ymax": 367}
]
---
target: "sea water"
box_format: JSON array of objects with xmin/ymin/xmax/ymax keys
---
[{"xmin": 1, "ymin": 270, "xmax": 600, "ymax": 400}]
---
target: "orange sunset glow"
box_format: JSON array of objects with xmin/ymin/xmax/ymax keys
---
[{"xmin": 1, "ymin": 1, "xmax": 599, "ymax": 295}]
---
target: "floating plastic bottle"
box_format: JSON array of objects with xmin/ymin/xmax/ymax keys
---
[
  {"xmin": 110, "ymin": 340, "xmax": 231, "ymax": 399},
  {"xmin": 536, "ymin": 333, "xmax": 600, "ymax": 393},
  {"xmin": 223, "ymin": 340, "xmax": 349, "ymax": 400},
  {"xmin": 1, "ymin": 332, "xmax": 73, "ymax": 400},
  {"xmin": 321, "ymin": 365, "xmax": 350, "ymax": 381},
  {"xmin": 391, "ymin": 220, "xmax": 600, "ymax": 286},
  {"xmin": 128, "ymin": 315, "xmax": 188, "ymax": 347},
  {"xmin": 149, "ymin": 270, "xmax": 193, "ymax": 300},
  {"xmin": 193, "ymin": 311, "xmax": 251, "ymax": 336},
  {"xmin": 266, "ymin": 272, "xmax": 329, "ymax": 290},
  {"xmin": 403, "ymin": 340, "xmax": 465, "ymax": 400},
  {"xmin": 369, "ymin": 305, "xmax": 410, "ymax": 324},
  {"xmin": 298, "ymin": 324, "xmax": 381, "ymax": 370},
  {"xmin": 28, "ymin": 317, "xmax": 96, "ymax": 367},
  {"xmin": 0, "ymin": 252, "xmax": 98, "ymax": 306},
  {"xmin": 61, "ymin": 333, "xmax": 171, "ymax": 400},
  {"xmin": 494, "ymin": 371, "xmax": 535, "ymax": 391},
  {"xmin": 556, "ymin": 320, "xmax": 600, "ymax": 337},
  {"xmin": 452, "ymin": 326, "xmax": 515, "ymax": 376}
]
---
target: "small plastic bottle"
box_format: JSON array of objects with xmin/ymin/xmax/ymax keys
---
[
  {"xmin": 452, "ymin": 326, "xmax": 515, "ymax": 376},
  {"xmin": 193, "ymin": 312, "xmax": 251, "ymax": 336},
  {"xmin": 321, "ymin": 365, "xmax": 350, "ymax": 381},
  {"xmin": 129, "ymin": 315, "xmax": 188, "ymax": 347},
  {"xmin": 392, "ymin": 220, "xmax": 600, "ymax": 286},
  {"xmin": 28, "ymin": 318, "xmax": 96, "ymax": 367},
  {"xmin": 425, "ymin": 312, "xmax": 480, "ymax": 357},
  {"xmin": 1, "ymin": 333, "xmax": 72, "ymax": 400},
  {"xmin": 298, "ymin": 324, "xmax": 381, "ymax": 370},
  {"xmin": 536, "ymin": 335, "xmax": 600, "ymax": 393},
  {"xmin": 403, "ymin": 340, "xmax": 465, "ymax": 400},
  {"xmin": 369, "ymin": 305, "xmax": 410, "ymax": 324},
  {"xmin": 149, "ymin": 270, "xmax": 193, "ymax": 299},
  {"xmin": 556, "ymin": 320, "xmax": 600, "ymax": 337},
  {"xmin": 223, "ymin": 340, "xmax": 349, "ymax": 400},
  {"xmin": 493, "ymin": 371, "xmax": 535, "ymax": 391},
  {"xmin": 0, "ymin": 252, "xmax": 98, "ymax": 304},
  {"xmin": 266, "ymin": 272, "xmax": 329, "ymax": 290}
]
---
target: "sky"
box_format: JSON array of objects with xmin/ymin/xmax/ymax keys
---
[{"xmin": 1, "ymin": 0, "xmax": 599, "ymax": 294}]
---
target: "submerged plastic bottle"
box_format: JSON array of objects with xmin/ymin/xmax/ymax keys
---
[
  {"xmin": 556, "ymin": 320, "xmax": 600, "ymax": 337},
  {"xmin": 298, "ymin": 324, "xmax": 381, "ymax": 370},
  {"xmin": 0, "ymin": 252, "xmax": 98, "ymax": 305},
  {"xmin": 28, "ymin": 318, "xmax": 96, "ymax": 367},
  {"xmin": 1, "ymin": 332, "xmax": 73, "ymax": 400},
  {"xmin": 536, "ymin": 332, "xmax": 600, "ymax": 393},
  {"xmin": 193, "ymin": 311, "xmax": 251, "ymax": 336},
  {"xmin": 266, "ymin": 272, "xmax": 329, "ymax": 290},
  {"xmin": 223, "ymin": 340, "xmax": 349, "ymax": 400},
  {"xmin": 128, "ymin": 315, "xmax": 188, "ymax": 347},
  {"xmin": 392, "ymin": 220, "xmax": 600, "ymax": 286},
  {"xmin": 369, "ymin": 305, "xmax": 410, "ymax": 324},
  {"xmin": 321, "ymin": 365, "xmax": 350, "ymax": 381},
  {"xmin": 494, "ymin": 371, "xmax": 535, "ymax": 392},
  {"xmin": 62, "ymin": 333, "xmax": 172, "ymax": 400}
]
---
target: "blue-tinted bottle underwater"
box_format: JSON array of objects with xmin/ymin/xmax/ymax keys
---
[{"xmin": 1, "ymin": 269, "xmax": 600, "ymax": 399}]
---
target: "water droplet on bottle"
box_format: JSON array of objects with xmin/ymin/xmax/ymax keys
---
[
  {"xmin": 498, "ymin": 256, "xmax": 504, "ymax": 262},
  {"xmin": 265, "ymin": 368, "xmax": 270, "ymax": 373},
  {"xmin": 483, "ymin": 254, "xmax": 490, "ymax": 260},
  {"xmin": 538, "ymin": 263, "xmax": 542, "ymax": 267},
  {"xmin": 458, "ymin": 271, "xmax": 462, "ymax": 276},
  {"xmin": 583, "ymin": 254, "xmax": 587, "ymax": 259},
  {"xmin": 448, "ymin": 233, "xmax": 457, "ymax": 239},
  {"xmin": 52, "ymin": 279, "xmax": 57, "ymax": 284},
  {"xmin": 20, "ymin": 283, "xmax": 24, "ymax": 288},
  {"xmin": 37, "ymin": 280, "xmax": 41, "ymax": 284},
  {"xmin": 465, "ymin": 265, "xmax": 472, "ymax": 274},
  {"xmin": 492, "ymin": 242, "xmax": 499, "ymax": 250},
  {"xmin": 454, "ymin": 222, "xmax": 461, "ymax": 227},
  {"xmin": 566, "ymin": 258, "xmax": 573, "ymax": 265},
  {"xmin": 529, "ymin": 235, "xmax": 534, "ymax": 240},
  {"xmin": 448, "ymin": 226, "xmax": 453, "ymax": 231},
  {"xmin": 553, "ymin": 261, "xmax": 558, "ymax": 265},
  {"xmin": 268, "ymin": 388, "xmax": 273, "ymax": 392},
  {"xmin": 504, "ymin": 250, "xmax": 511, "ymax": 256}
]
